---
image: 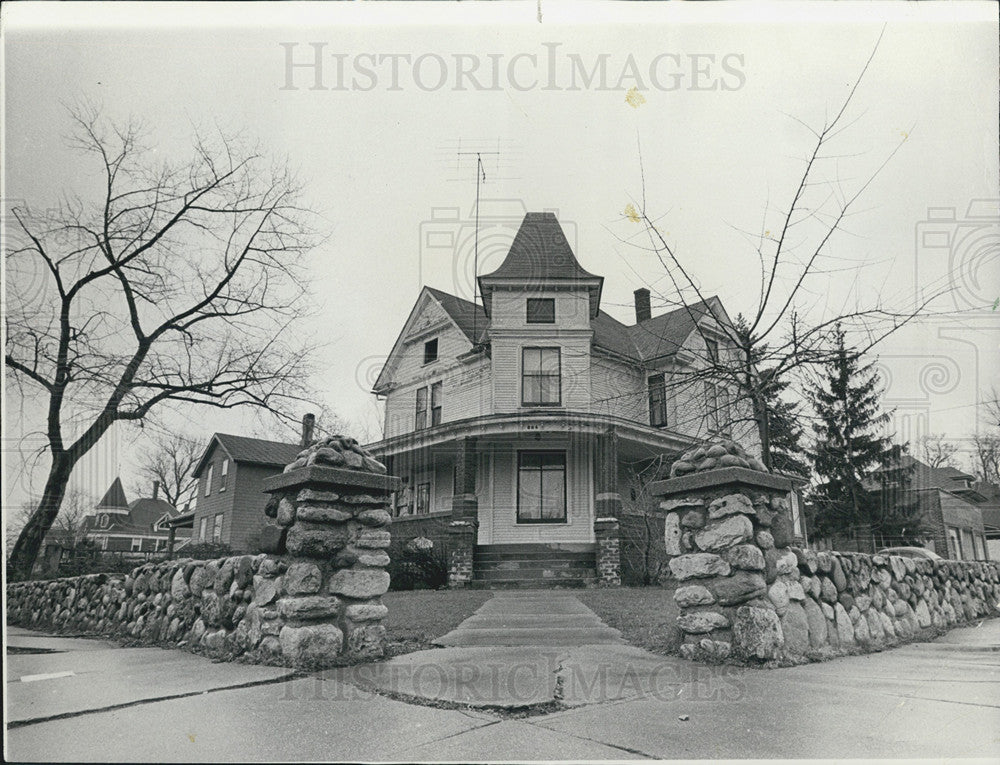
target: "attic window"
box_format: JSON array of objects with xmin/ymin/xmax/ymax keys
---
[
  {"xmin": 424, "ymin": 338, "xmax": 438, "ymax": 364},
  {"xmin": 526, "ymin": 298, "xmax": 555, "ymax": 324}
]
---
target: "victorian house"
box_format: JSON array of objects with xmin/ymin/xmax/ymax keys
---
[{"xmin": 367, "ymin": 212, "xmax": 760, "ymax": 585}]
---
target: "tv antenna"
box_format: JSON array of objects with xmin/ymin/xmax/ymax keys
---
[{"xmin": 456, "ymin": 147, "xmax": 499, "ymax": 346}]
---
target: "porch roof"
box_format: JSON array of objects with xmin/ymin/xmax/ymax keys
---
[{"xmin": 364, "ymin": 411, "xmax": 699, "ymax": 458}]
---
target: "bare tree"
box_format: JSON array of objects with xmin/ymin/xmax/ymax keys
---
[
  {"xmin": 131, "ymin": 431, "xmax": 202, "ymax": 508},
  {"xmin": 970, "ymin": 387, "xmax": 1000, "ymax": 484},
  {"xmin": 919, "ymin": 433, "xmax": 960, "ymax": 470},
  {"xmin": 5, "ymin": 105, "xmax": 320, "ymax": 578},
  {"xmin": 617, "ymin": 32, "xmax": 943, "ymax": 469}
]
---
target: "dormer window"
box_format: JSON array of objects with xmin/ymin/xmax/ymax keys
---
[
  {"xmin": 423, "ymin": 338, "xmax": 438, "ymax": 365},
  {"xmin": 526, "ymin": 298, "xmax": 555, "ymax": 324}
]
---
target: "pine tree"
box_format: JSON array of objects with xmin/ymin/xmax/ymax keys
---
[
  {"xmin": 806, "ymin": 327, "xmax": 922, "ymax": 544},
  {"xmin": 733, "ymin": 315, "xmax": 809, "ymax": 479},
  {"xmin": 760, "ymin": 370, "xmax": 811, "ymax": 481}
]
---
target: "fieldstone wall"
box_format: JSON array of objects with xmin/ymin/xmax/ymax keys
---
[
  {"xmin": 7, "ymin": 555, "xmax": 300, "ymax": 664},
  {"xmin": 652, "ymin": 442, "xmax": 1000, "ymax": 665},
  {"xmin": 8, "ymin": 434, "xmax": 400, "ymax": 669}
]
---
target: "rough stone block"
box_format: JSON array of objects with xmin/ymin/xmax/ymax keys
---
[
  {"xmin": 285, "ymin": 522, "xmax": 351, "ymax": 557},
  {"xmin": 694, "ymin": 514, "xmax": 754, "ymax": 552},
  {"xmin": 283, "ymin": 562, "xmax": 323, "ymax": 595},
  {"xmin": 677, "ymin": 609, "xmax": 730, "ymax": 634},
  {"xmin": 279, "ymin": 623, "xmax": 344, "ymax": 665},
  {"xmin": 345, "ymin": 622, "xmax": 386, "ymax": 659},
  {"xmin": 674, "ymin": 584, "xmax": 716, "ymax": 608},
  {"xmin": 356, "ymin": 508, "xmax": 392, "ymax": 527},
  {"xmin": 732, "ymin": 605, "xmax": 784, "ymax": 661},
  {"xmin": 707, "ymin": 493, "xmax": 754, "ymax": 520},
  {"xmin": 664, "ymin": 513, "xmax": 682, "ymax": 556},
  {"xmin": 669, "ymin": 553, "xmax": 731, "ymax": 581},
  {"xmin": 327, "ymin": 569, "xmax": 390, "ymax": 599},
  {"xmin": 725, "ymin": 544, "xmax": 765, "ymax": 571},
  {"xmin": 344, "ymin": 602, "xmax": 389, "ymax": 622},
  {"xmin": 780, "ymin": 601, "xmax": 810, "ymax": 655},
  {"xmin": 296, "ymin": 504, "xmax": 353, "ymax": 524},
  {"xmin": 278, "ymin": 595, "xmax": 341, "ymax": 621},
  {"xmin": 705, "ymin": 571, "xmax": 767, "ymax": 606}
]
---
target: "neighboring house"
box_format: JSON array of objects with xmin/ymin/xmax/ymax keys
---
[
  {"xmin": 366, "ymin": 211, "xmax": 762, "ymax": 585},
  {"xmin": 81, "ymin": 478, "xmax": 187, "ymax": 556},
  {"xmin": 972, "ymin": 481, "xmax": 1000, "ymax": 560},
  {"xmin": 872, "ymin": 456, "xmax": 991, "ymax": 560},
  {"xmin": 190, "ymin": 434, "xmax": 301, "ymax": 552}
]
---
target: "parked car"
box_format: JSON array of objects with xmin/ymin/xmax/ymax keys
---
[{"xmin": 877, "ymin": 546, "xmax": 942, "ymax": 560}]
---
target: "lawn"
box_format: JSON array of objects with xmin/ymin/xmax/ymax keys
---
[
  {"xmin": 382, "ymin": 589, "xmax": 493, "ymax": 656},
  {"xmin": 576, "ymin": 586, "xmax": 682, "ymax": 656}
]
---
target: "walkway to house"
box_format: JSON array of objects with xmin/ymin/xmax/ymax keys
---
[{"xmin": 433, "ymin": 589, "xmax": 624, "ymax": 647}]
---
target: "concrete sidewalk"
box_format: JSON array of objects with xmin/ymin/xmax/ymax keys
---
[{"xmin": 6, "ymin": 618, "xmax": 1000, "ymax": 761}]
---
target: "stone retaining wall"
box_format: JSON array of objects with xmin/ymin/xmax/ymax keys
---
[
  {"xmin": 652, "ymin": 447, "xmax": 1000, "ymax": 665},
  {"xmin": 7, "ymin": 434, "xmax": 400, "ymax": 669},
  {"xmin": 6, "ymin": 555, "xmax": 306, "ymax": 664}
]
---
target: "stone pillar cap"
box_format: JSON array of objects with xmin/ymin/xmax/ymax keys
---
[
  {"xmin": 263, "ymin": 466, "xmax": 402, "ymax": 495},
  {"xmin": 649, "ymin": 467, "xmax": 793, "ymax": 498}
]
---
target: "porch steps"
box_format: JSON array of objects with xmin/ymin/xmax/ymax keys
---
[{"xmin": 471, "ymin": 543, "xmax": 597, "ymax": 589}]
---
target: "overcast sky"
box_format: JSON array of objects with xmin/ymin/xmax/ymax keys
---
[{"xmin": 3, "ymin": 1, "xmax": 998, "ymax": 510}]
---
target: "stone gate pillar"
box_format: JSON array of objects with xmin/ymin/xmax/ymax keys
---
[
  {"xmin": 650, "ymin": 440, "xmax": 795, "ymax": 663},
  {"xmin": 260, "ymin": 436, "xmax": 400, "ymax": 666}
]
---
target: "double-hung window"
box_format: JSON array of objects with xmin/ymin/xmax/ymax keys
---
[
  {"xmin": 220, "ymin": 458, "xmax": 229, "ymax": 492},
  {"xmin": 517, "ymin": 451, "xmax": 567, "ymax": 523},
  {"xmin": 648, "ymin": 374, "xmax": 667, "ymax": 427},
  {"xmin": 430, "ymin": 381, "xmax": 443, "ymax": 426},
  {"xmin": 415, "ymin": 387, "xmax": 428, "ymax": 430},
  {"xmin": 522, "ymin": 347, "xmax": 561, "ymax": 406},
  {"xmin": 213, "ymin": 514, "xmax": 224, "ymax": 543}
]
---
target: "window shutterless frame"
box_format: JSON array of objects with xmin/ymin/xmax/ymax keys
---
[
  {"xmin": 526, "ymin": 297, "xmax": 555, "ymax": 324},
  {"xmin": 521, "ymin": 346, "xmax": 561, "ymax": 406},
  {"xmin": 516, "ymin": 450, "xmax": 567, "ymax": 523}
]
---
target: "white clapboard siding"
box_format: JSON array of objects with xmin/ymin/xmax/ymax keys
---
[
  {"xmin": 590, "ymin": 356, "xmax": 645, "ymax": 421},
  {"xmin": 485, "ymin": 440, "xmax": 594, "ymax": 544}
]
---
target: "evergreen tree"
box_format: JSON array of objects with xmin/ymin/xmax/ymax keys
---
[
  {"xmin": 733, "ymin": 316, "xmax": 809, "ymax": 479},
  {"xmin": 806, "ymin": 327, "xmax": 924, "ymax": 543}
]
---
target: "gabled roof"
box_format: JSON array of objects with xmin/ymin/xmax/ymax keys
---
[
  {"xmin": 425, "ymin": 286, "xmax": 488, "ymax": 345},
  {"xmin": 193, "ymin": 433, "xmax": 301, "ymax": 478},
  {"xmin": 96, "ymin": 477, "xmax": 130, "ymax": 512},
  {"xmin": 478, "ymin": 213, "xmax": 604, "ymax": 318},
  {"xmin": 626, "ymin": 299, "xmax": 718, "ymax": 362}
]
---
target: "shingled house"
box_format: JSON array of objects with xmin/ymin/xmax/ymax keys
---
[
  {"xmin": 366, "ymin": 211, "xmax": 763, "ymax": 586},
  {"xmin": 188, "ymin": 434, "xmax": 301, "ymax": 552}
]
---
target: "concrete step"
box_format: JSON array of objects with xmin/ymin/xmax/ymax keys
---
[
  {"xmin": 474, "ymin": 551, "xmax": 596, "ymax": 563},
  {"xmin": 475, "ymin": 567, "xmax": 595, "ymax": 581},
  {"xmin": 434, "ymin": 626, "xmax": 623, "ymax": 647},
  {"xmin": 475, "ymin": 543, "xmax": 596, "ymax": 555},
  {"xmin": 475, "ymin": 558, "xmax": 594, "ymax": 570},
  {"xmin": 459, "ymin": 614, "xmax": 608, "ymax": 628},
  {"xmin": 468, "ymin": 578, "xmax": 596, "ymax": 590}
]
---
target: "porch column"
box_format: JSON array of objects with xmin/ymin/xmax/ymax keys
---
[
  {"xmin": 595, "ymin": 427, "xmax": 622, "ymax": 519},
  {"xmin": 167, "ymin": 526, "xmax": 177, "ymax": 559},
  {"xmin": 451, "ymin": 437, "xmax": 478, "ymax": 524}
]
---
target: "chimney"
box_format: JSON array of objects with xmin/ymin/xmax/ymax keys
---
[
  {"xmin": 634, "ymin": 288, "xmax": 651, "ymax": 323},
  {"xmin": 152, "ymin": 481, "xmax": 160, "ymax": 500},
  {"xmin": 301, "ymin": 413, "xmax": 316, "ymax": 447}
]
